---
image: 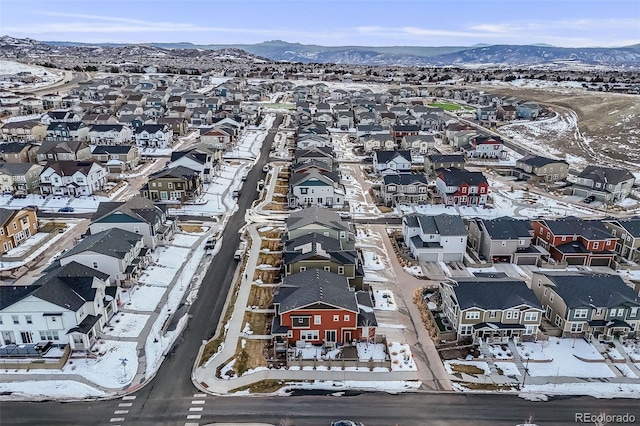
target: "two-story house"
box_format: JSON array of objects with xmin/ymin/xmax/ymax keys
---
[
  {"xmin": 402, "ymin": 213, "xmax": 468, "ymax": 262},
  {"xmin": 284, "ymin": 233, "xmax": 364, "ymax": 289},
  {"xmin": 286, "ymin": 207, "xmax": 355, "ymax": 250},
  {"xmin": 271, "ymin": 269, "xmax": 376, "ymax": 346},
  {"xmin": 91, "ymin": 145, "xmax": 140, "ymax": 173},
  {"xmin": 532, "ymin": 217, "xmax": 617, "ymax": 267},
  {"xmin": 391, "ymin": 124, "xmax": 420, "ymax": 144},
  {"xmin": 465, "ymin": 136, "xmax": 507, "ymax": 160},
  {"xmin": 435, "ymin": 168, "xmax": 489, "ymax": 206},
  {"xmin": 572, "ymin": 165, "xmax": 635, "ymax": 203},
  {"xmin": 532, "ymin": 272, "xmax": 640, "ymax": 340},
  {"xmin": 90, "ymin": 196, "xmax": 175, "ymax": 249},
  {"xmin": 170, "ymin": 146, "xmax": 219, "ymax": 183},
  {"xmin": 361, "ymin": 134, "xmax": 396, "ymax": 153},
  {"xmin": 468, "ymin": 217, "xmax": 542, "ymax": 265},
  {"xmin": 89, "ymin": 124, "xmax": 133, "ymax": 145},
  {"xmin": 0, "ymin": 120, "xmax": 47, "ymax": 142},
  {"xmin": 140, "ymin": 165, "xmax": 202, "ymax": 202},
  {"xmin": 287, "ymin": 170, "xmax": 343, "ymax": 208},
  {"xmin": 36, "ymin": 140, "xmax": 92, "ymax": 164},
  {"xmin": 0, "ymin": 262, "xmax": 119, "ymax": 351},
  {"xmin": 513, "ymin": 154, "xmax": 569, "ymax": 183},
  {"xmin": 45, "ymin": 122, "xmax": 90, "ymax": 142},
  {"xmin": 133, "ymin": 124, "xmax": 173, "ymax": 149},
  {"xmin": 59, "ymin": 228, "xmax": 147, "ymax": 286},
  {"xmin": 373, "ymin": 150, "xmax": 412, "ymax": 175},
  {"xmin": 603, "ymin": 217, "xmax": 640, "ymax": 263},
  {"xmin": 0, "ymin": 208, "xmax": 38, "ymax": 254},
  {"xmin": 39, "ymin": 161, "xmax": 107, "ymax": 196},
  {"xmin": 440, "ymin": 277, "xmax": 543, "ymax": 342},
  {"xmin": 381, "ymin": 173, "xmax": 429, "ymax": 206},
  {"xmin": 0, "ymin": 163, "xmax": 43, "ymax": 193},
  {"xmin": 293, "ymin": 146, "xmax": 334, "ymax": 170},
  {"xmin": 400, "ymin": 135, "xmax": 435, "ymax": 156},
  {"xmin": 424, "ymin": 154, "xmax": 466, "ymax": 176},
  {"xmin": 0, "ymin": 142, "xmax": 38, "ymax": 164}
]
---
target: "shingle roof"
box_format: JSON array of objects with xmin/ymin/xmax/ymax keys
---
[
  {"xmin": 382, "ymin": 173, "xmax": 428, "ymax": 186},
  {"xmin": 61, "ymin": 228, "xmax": 142, "ymax": 260},
  {"xmin": 611, "ymin": 218, "xmax": 640, "ymax": 238},
  {"xmin": 404, "ymin": 213, "xmax": 467, "ymax": 236},
  {"xmin": 289, "ymin": 169, "xmax": 338, "ymax": 187},
  {"xmin": 149, "ymin": 165, "xmax": 199, "ymax": 180},
  {"xmin": 0, "ymin": 162, "xmax": 37, "ymax": 176},
  {"xmin": 540, "ymin": 272, "xmax": 640, "ymax": 308},
  {"xmin": 275, "ymin": 269, "xmax": 359, "ymax": 313},
  {"xmin": 437, "ymin": 168, "xmax": 487, "ymax": 187},
  {"xmin": 0, "ymin": 142, "xmax": 30, "ymax": 154},
  {"xmin": 427, "ymin": 154, "xmax": 466, "ymax": 164},
  {"xmin": 0, "ymin": 285, "xmax": 37, "ymax": 310},
  {"xmin": 517, "ymin": 154, "xmax": 567, "ymax": 168},
  {"xmin": 284, "ymin": 232, "xmax": 355, "ymax": 265},
  {"xmin": 478, "ymin": 217, "xmax": 532, "ymax": 240},
  {"xmin": 451, "ymin": 278, "xmax": 542, "ymax": 311},
  {"xmin": 91, "ymin": 195, "xmax": 164, "ymax": 225},
  {"xmin": 375, "ymin": 150, "xmax": 411, "ymax": 164},
  {"xmin": 539, "ymin": 216, "xmax": 612, "ymax": 240},
  {"xmin": 0, "ymin": 207, "xmax": 17, "ymax": 227},
  {"xmin": 578, "ymin": 165, "xmax": 635, "ymax": 185},
  {"xmin": 286, "ymin": 206, "xmax": 349, "ymax": 232},
  {"xmin": 92, "ymin": 145, "xmax": 135, "ymax": 155},
  {"xmin": 90, "ymin": 124, "xmax": 125, "ymax": 132}
]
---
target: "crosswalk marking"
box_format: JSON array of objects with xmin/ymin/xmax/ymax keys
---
[
  {"xmin": 186, "ymin": 414, "xmax": 202, "ymax": 420},
  {"xmin": 185, "ymin": 423, "xmax": 200, "ymax": 426},
  {"xmin": 189, "ymin": 407, "xmax": 204, "ymax": 412},
  {"xmin": 118, "ymin": 402, "xmax": 133, "ymax": 408},
  {"xmin": 193, "ymin": 393, "xmax": 206, "ymax": 398},
  {"xmin": 122, "ymin": 395, "xmax": 137, "ymax": 400},
  {"xmin": 110, "ymin": 418, "xmax": 125, "ymax": 423},
  {"xmin": 191, "ymin": 400, "xmax": 205, "ymax": 405},
  {"xmin": 114, "ymin": 410, "xmax": 129, "ymax": 415}
]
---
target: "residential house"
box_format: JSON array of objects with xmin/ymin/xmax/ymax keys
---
[
  {"xmin": 532, "ymin": 272, "xmax": 640, "ymax": 340},
  {"xmin": 59, "ymin": 228, "xmax": 147, "ymax": 286},
  {"xmin": 356, "ymin": 124, "xmax": 387, "ymax": 138},
  {"xmin": 424, "ymin": 154, "xmax": 466, "ymax": 175},
  {"xmin": 90, "ymin": 196, "xmax": 175, "ymax": 249},
  {"xmin": 0, "ymin": 262, "xmax": 118, "ymax": 351},
  {"xmin": 0, "ymin": 207, "xmax": 38, "ymax": 254},
  {"xmin": 89, "ymin": 124, "xmax": 133, "ymax": 145},
  {"xmin": 0, "ymin": 162, "xmax": 43, "ymax": 193},
  {"xmin": 391, "ymin": 125, "xmax": 420, "ymax": 144},
  {"xmin": 572, "ymin": 165, "xmax": 635, "ymax": 203},
  {"xmin": 435, "ymin": 168, "xmax": 489, "ymax": 206},
  {"xmin": 157, "ymin": 117, "xmax": 188, "ymax": 136},
  {"xmin": 284, "ymin": 233, "xmax": 364, "ymax": 289},
  {"xmin": 46, "ymin": 122, "xmax": 90, "ymax": 142},
  {"xmin": 465, "ymin": 136, "xmax": 507, "ymax": 160},
  {"xmin": 468, "ymin": 217, "xmax": 542, "ymax": 265},
  {"xmin": 400, "ymin": 135, "xmax": 435, "ymax": 156},
  {"xmin": 1, "ymin": 121, "xmax": 47, "ymax": 142},
  {"xmin": 91, "ymin": 145, "xmax": 140, "ymax": 173},
  {"xmin": 37, "ymin": 140, "xmax": 92, "ymax": 164},
  {"xmin": 603, "ymin": 217, "xmax": 640, "ymax": 262},
  {"xmin": 381, "ymin": 173, "xmax": 429, "ymax": 206},
  {"xmin": 39, "ymin": 161, "xmax": 107, "ymax": 196},
  {"xmin": 170, "ymin": 146, "xmax": 219, "ymax": 183},
  {"xmin": 440, "ymin": 277, "xmax": 543, "ymax": 342},
  {"xmin": 532, "ymin": 216, "xmax": 617, "ymax": 267},
  {"xmin": 402, "ymin": 213, "xmax": 467, "ymax": 262},
  {"xmin": 140, "ymin": 165, "xmax": 202, "ymax": 202},
  {"xmin": 513, "ymin": 154, "xmax": 569, "ymax": 183},
  {"xmin": 271, "ymin": 269, "xmax": 376, "ymax": 345},
  {"xmin": 516, "ymin": 102, "xmax": 541, "ymax": 119},
  {"xmin": 200, "ymin": 127, "xmax": 233, "ymax": 150},
  {"xmin": 373, "ymin": 150, "xmax": 412, "ymax": 175},
  {"xmin": 0, "ymin": 142, "xmax": 38, "ymax": 164},
  {"xmin": 286, "ymin": 206, "xmax": 355, "ymax": 249},
  {"xmin": 497, "ymin": 105, "xmax": 517, "ymax": 121},
  {"xmin": 133, "ymin": 124, "xmax": 173, "ymax": 149},
  {"xmin": 294, "ymin": 146, "xmax": 334, "ymax": 170},
  {"xmin": 475, "ymin": 106, "xmax": 497, "ymax": 122},
  {"xmin": 41, "ymin": 110, "xmax": 81, "ymax": 125},
  {"xmin": 361, "ymin": 134, "xmax": 396, "ymax": 153},
  {"xmin": 287, "ymin": 169, "xmax": 344, "ymax": 208}
]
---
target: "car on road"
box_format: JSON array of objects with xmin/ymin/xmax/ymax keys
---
[
  {"xmin": 232, "ymin": 190, "xmax": 240, "ymax": 198},
  {"xmin": 339, "ymin": 211, "xmax": 351, "ymax": 219},
  {"xmin": 257, "ymin": 179, "xmax": 265, "ymax": 190},
  {"xmin": 58, "ymin": 207, "xmax": 75, "ymax": 213},
  {"xmin": 331, "ymin": 421, "xmax": 364, "ymax": 426},
  {"xmin": 262, "ymin": 165, "xmax": 269, "ymax": 173}
]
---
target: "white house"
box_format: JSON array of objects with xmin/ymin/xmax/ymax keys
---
[
  {"xmin": 59, "ymin": 228, "xmax": 147, "ymax": 286},
  {"xmin": 287, "ymin": 170, "xmax": 344, "ymax": 208},
  {"xmin": 373, "ymin": 150, "xmax": 412, "ymax": 175},
  {"xmin": 89, "ymin": 124, "xmax": 133, "ymax": 145},
  {"xmin": 133, "ymin": 124, "xmax": 173, "ymax": 149},
  {"xmin": 39, "ymin": 161, "xmax": 107, "ymax": 196},
  {"xmin": 362, "ymin": 134, "xmax": 396, "ymax": 153},
  {"xmin": 0, "ymin": 262, "xmax": 119, "ymax": 351},
  {"xmin": 90, "ymin": 196, "xmax": 176, "ymax": 250},
  {"xmin": 402, "ymin": 213, "xmax": 468, "ymax": 262}
]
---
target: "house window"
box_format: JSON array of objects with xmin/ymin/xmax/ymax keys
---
[
  {"xmin": 465, "ymin": 311, "xmax": 480, "ymax": 320},
  {"xmin": 459, "ymin": 325, "xmax": 473, "ymax": 335},
  {"xmin": 299, "ymin": 266, "xmax": 306, "ymax": 272},
  {"xmin": 12, "ymin": 315, "xmax": 19, "ymax": 324},
  {"xmin": 300, "ymin": 188, "xmax": 308, "ymax": 194},
  {"xmin": 13, "ymin": 223, "xmax": 17, "ymax": 230},
  {"xmin": 537, "ymin": 279, "xmax": 542, "ymax": 288},
  {"xmin": 92, "ymin": 261, "xmax": 98, "ymax": 269},
  {"xmin": 333, "ymin": 315, "xmax": 339, "ymax": 322},
  {"xmin": 524, "ymin": 312, "xmax": 538, "ymax": 322},
  {"xmin": 631, "ymin": 308, "xmax": 639, "ymax": 317},
  {"xmin": 300, "ymin": 330, "xmax": 319, "ymax": 340},
  {"xmin": 25, "ymin": 315, "xmax": 32, "ymax": 324},
  {"xmin": 555, "ymin": 315, "xmax": 564, "ymax": 328},
  {"xmin": 0, "ymin": 316, "xmax": 2, "ymax": 325},
  {"xmin": 549, "ymin": 293, "xmax": 554, "ymax": 302},
  {"xmin": 570, "ymin": 323, "xmax": 583, "ymax": 333},
  {"xmin": 323, "ymin": 266, "xmax": 330, "ymax": 272},
  {"xmin": 344, "ymin": 314, "xmax": 350, "ymax": 322},
  {"xmin": 489, "ymin": 311, "xmax": 496, "ymax": 318},
  {"xmin": 314, "ymin": 315, "xmax": 321, "ymax": 325},
  {"xmin": 168, "ymin": 182, "xmax": 173, "ymax": 189},
  {"xmin": 595, "ymin": 308, "xmax": 604, "ymax": 316},
  {"xmin": 39, "ymin": 330, "xmax": 60, "ymax": 341},
  {"xmin": 501, "ymin": 241, "xmax": 507, "ymax": 247},
  {"xmin": 574, "ymin": 309, "xmax": 588, "ymax": 319},
  {"xmin": 337, "ymin": 266, "xmax": 344, "ymax": 275},
  {"xmin": 524, "ymin": 325, "xmax": 536, "ymax": 335},
  {"xmin": 287, "ymin": 330, "xmax": 293, "ymax": 338}
]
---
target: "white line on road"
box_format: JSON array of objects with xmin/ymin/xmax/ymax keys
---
[
  {"xmin": 185, "ymin": 423, "xmax": 200, "ymax": 426},
  {"xmin": 113, "ymin": 410, "xmax": 129, "ymax": 415},
  {"xmin": 191, "ymin": 400, "xmax": 205, "ymax": 405},
  {"xmin": 189, "ymin": 407, "xmax": 204, "ymax": 412},
  {"xmin": 193, "ymin": 393, "xmax": 206, "ymax": 398},
  {"xmin": 186, "ymin": 414, "xmax": 202, "ymax": 420},
  {"xmin": 110, "ymin": 418, "xmax": 125, "ymax": 423},
  {"xmin": 118, "ymin": 403, "xmax": 133, "ymax": 407},
  {"xmin": 122, "ymin": 395, "xmax": 136, "ymax": 400}
]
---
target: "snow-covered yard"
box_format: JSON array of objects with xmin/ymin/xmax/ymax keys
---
[
  {"xmin": 357, "ymin": 342, "xmax": 387, "ymax": 361},
  {"xmin": 123, "ymin": 285, "xmax": 166, "ymax": 312},
  {"xmin": 139, "ymin": 246, "xmax": 191, "ymax": 287},
  {"xmin": 103, "ymin": 312, "xmax": 150, "ymax": 338},
  {"xmin": 488, "ymin": 344, "xmax": 514, "ymax": 360},
  {"xmin": 372, "ymin": 289, "xmax": 397, "ymax": 311},
  {"xmin": 622, "ymin": 339, "xmax": 640, "ymax": 362},
  {"xmin": 388, "ymin": 342, "xmax": 417, "ymax": 371},
  {"xmin": 495, "ymin": 362, "xmax": 521, "ymax": 376},
  {"xmin": 517, "ymin": 337, "xmax": 615, "ymax": 378},
  {"xmin": 520, "ymin": 382, "xmax": 640, "ymax": 400},
  {"xmin": 0, "ymin": 380, "xmax": 107, "ymax": 400}
]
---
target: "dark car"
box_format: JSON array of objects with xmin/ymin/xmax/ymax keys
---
[
  {"xmin": 332, "ymin": 421, "xmax": 364, "ymax": 426},
  {"xmin": 58, "ymin": 207, "xmax": 75, "ymax": 213},
  {"xmin": 583, "ymin": 195, "xmax": 596, "ymax": 203}
]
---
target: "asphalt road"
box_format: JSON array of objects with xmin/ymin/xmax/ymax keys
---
[{"xmin": 3, "ymin": 114, "xmax": 640, "ymax": 425}]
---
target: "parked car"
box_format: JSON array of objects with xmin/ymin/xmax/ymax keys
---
[
  {"xmin": 58, "ymin": 207, "xmax": 75, "ymax": 213},
  {"xmin": 257, "ymin": 179, "xmax": 265, "ymax": 190},
  {"xmin": 262, "ymin": 165, "xmax": 269, "ymax": 173},
  {"xmin": 583, "ymin": 195, "xmax": 596, "ymax": 203},
  {"xmin": 339, "ymin": 211, "xmax": 351, "ymax": 219},
  {"xmin": 332, "ymin": 421, "xmax": 364, "ymax": 426},
  {"xmin": 13, "ymin": 190, "xmax": 27, "ymax": 199}
]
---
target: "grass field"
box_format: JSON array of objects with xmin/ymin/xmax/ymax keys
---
[{"xmin": 429, "ymin": 102, "xmax": 475, "ymax": 111}]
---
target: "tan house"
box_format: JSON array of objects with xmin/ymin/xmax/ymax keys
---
[
  {"xmin": 603, "ymin": 217, "xmax": 640, "ymax": 262},
  {"xmin": 140, "ymin": 165, "xmax": 202, "ymax": 202},
  {"xmin": 440, "ymin": 277, "xmax": 543, "ymax": 342},
  {"xmin": 531, "ymin": 272, "xmax": 640, "ymax": 340},
  {"xmin": 0, "ymin": 142, "xmax": 38, "ymax": 164},
  {"xmin": 513, "ymin": 154, "xmax": 569, "ymax": 183},
  {"xmin": 91, "ymin": 145, "xmax": 140, "ymax": 173},
  {"xmin": 0, "ymin": 207, "xmax": 38, "ymax": 254},
  {"xmin": 0, "ymin": 121, "xmax": 47, "ymax": 142}
]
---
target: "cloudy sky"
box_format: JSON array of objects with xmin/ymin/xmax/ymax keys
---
[{"xmin": 2, "ymin": 0, "xmax": 639, "ymax": 47}]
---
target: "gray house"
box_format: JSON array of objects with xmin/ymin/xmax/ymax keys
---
[
  {"xmin": 286, "ymin": 207, "xmax": 355, "ymax": 249},
  {"xmin": 467, "ymin": 217, "xmax": 542, "ymax": 265},
  {"xmin": 513, "ymin": 154, "xmax": 569, "ymax": 183},
  {"xmin": 572, "ymin": 165, "xmax": 635, "ymax": 203},
  {"xmin": 603, "ymin": 217, "xmax": 640, "ymax": 262}
]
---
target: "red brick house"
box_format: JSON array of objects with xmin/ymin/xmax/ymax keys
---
[
  {"xmin": 272, "ymin": 269, "xmax": 376, "ymax": 346},
  {"xmin": 532, "ymin": 217, "xmax": 617, "ymax": 267},
  {"xmin": 391, "ymin": 124, "xmax": 420, "ymax": 144}
]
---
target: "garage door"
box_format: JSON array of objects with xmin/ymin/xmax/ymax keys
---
[
  {"xmin": 590, "ymin": 257, "xmax": 611, "ymax": 267},
  {"xmin": 418, "ymin": 252, "xmax": 439, "ymax": 262},
  {"xmin": 443, "ymin": 252, "xmax": 462, "ymax": 262},
  {"xmin": 516, "ymin": 256, "xmax": 537, "ymax": 265},
  {"xmin": 566, "ymin": 256, "xmax": 586, "ymax": 265}
]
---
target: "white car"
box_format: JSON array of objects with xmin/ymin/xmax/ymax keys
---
[
  {"xmin": 339, "ymin": 211, "xmax": 351, "ymax": 219},
  {"xmin": 262, "ymin": 165, "xmax": 269, "ymax": 173}
]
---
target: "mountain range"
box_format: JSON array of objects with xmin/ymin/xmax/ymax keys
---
[{"xmin": 3, "ymin": 36, "xmax": 640, "ymax": 68}]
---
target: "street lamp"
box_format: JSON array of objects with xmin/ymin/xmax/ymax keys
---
[{"xmin": 521, "ymin": 357, "xmax": 530, "ymax": 389}]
